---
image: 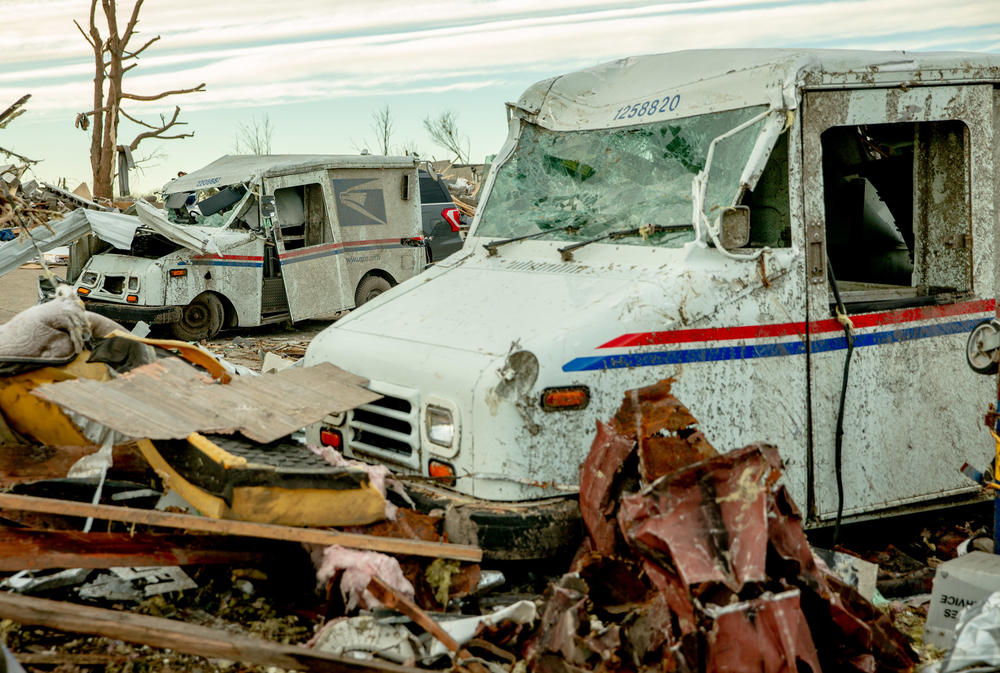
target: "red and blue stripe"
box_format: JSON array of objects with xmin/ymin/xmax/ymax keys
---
[
  {"xmin": 182, "ymin": 254, "xmax": 263, "ymax": 268},
  {"xmin": 279, "ymin": 238, "xmax": 405, "ymax": 265},
  {"xmin": 562, "ymin": 298, "xmax": 995, "ymax": 372}
]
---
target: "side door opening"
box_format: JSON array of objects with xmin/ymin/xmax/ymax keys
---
[
  {"xmin": 272, "ymin": 177, "xmax": 346, "ymax": 321},
  {"xmin": 803, "ymin": 85, "xmax": 995, "ymax": 521}
]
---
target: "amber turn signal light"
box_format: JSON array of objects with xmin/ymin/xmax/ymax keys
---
[
  {"xmin": 76, "ymin": 287, "xmax": 90, "ymax": 296},
  {"xmin": 170, "ymin": 268, "xmax": 187, "ymax": 277},
  {"xmin": 541, "ymin": 386, "xmax": 590, "ymax": 411},
  {"xmin": 428, "ymin": 459, "xmax": 456, "ymax": 486},
  {"xmin": 126, "ymin": 294, "xmax": 139, "ymax": 303}
]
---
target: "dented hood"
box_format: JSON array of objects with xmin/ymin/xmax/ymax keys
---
[
  {"xmin": 311, "ymin": 245, "xmax": 797, "ymax": 362},
  {"xmin": 133, "ymin": 200, "xmax": 255, "ymax": 256},
  {"xmin": 134, "ymin": 200, "xmax": 223, "ymax": 255}
]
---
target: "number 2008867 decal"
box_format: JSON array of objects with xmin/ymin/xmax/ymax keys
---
[{"xmin": 613, "ymin": 95, "xmax": 680, "ymax": 121}]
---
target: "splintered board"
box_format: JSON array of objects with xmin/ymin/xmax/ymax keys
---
[{"xmin": 32, "ymin": 358, "xmax": 379, "ymax": 443}]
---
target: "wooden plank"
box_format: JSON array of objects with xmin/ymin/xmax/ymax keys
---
[
  {"xmin": 0, "ymin": 493, "xmax": 482, "ymax": 562},
  {"xmin": 0, "ymin": 527, "xmax": 281, "ymax": 570},
  {"xmin": 0, "ymin": 592, "xmax": 423, "ymax": 673},
  {"xmin": 32, "ymin": 359, "xmax": 382, "ymax": 444},
  {"xmin": 13, "ymin": 652, "xmax": 125, "ymax": 665},
  {"xmin": 367, "ymin": 577, "xmax": 460, "ymax": 652},
  {"xmin": 0, "ymin": 443, "xmax": 149, "ymax": 486}
]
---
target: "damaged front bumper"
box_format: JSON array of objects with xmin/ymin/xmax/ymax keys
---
[
  {"xmin": 83, "ymin": 299, "xmax": 182, "ymax": 325},
  {"xmin": 404, "ymin": 481, "xmax": 581, "ymax": 561}
]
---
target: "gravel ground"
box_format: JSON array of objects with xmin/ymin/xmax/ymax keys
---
[{"xmin": 0, "ymin": 265, "xmax": 46, "ymax": 324}]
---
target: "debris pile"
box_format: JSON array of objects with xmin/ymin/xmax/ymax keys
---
[
  {"xmin": 0, "ymin": 292, "xmax": 970, "ymax": 671},
  {"xmin": 504, "ymin": 379, "xmax": 920, "ymax": 673},
  {"xmin": 432, "ymin": 161, "xmax": 483, "ymax": 221},
  {"xmin": 0, "ymin": 164, "xmax": 107, "ymax": 241}
]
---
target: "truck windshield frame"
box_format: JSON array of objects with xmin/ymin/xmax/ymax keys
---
[{"xmin": 475, "ymin": 105, "xmax": 769, "ymax": 249}]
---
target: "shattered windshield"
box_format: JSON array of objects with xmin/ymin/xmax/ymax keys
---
[
  {"xmin": 164, "ymin": 185, "xmax": 253, "ymax": 229},
  {"xmin": 476, "ymin": 106, "xmax": 768, "ymax": 248}
]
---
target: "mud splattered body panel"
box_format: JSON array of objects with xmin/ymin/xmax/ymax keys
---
[{"xmin": 305, "ymin": 49, "xmax": 1000, "ymax": 532}]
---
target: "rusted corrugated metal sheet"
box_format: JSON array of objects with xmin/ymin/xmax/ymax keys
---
[
  {"xmin": 32, "ymin": 358, "xmax": 380, "ymax": 443},
  {"xmin": 528, "ymin": 379, "xmax": 920, "ymax": 673}
]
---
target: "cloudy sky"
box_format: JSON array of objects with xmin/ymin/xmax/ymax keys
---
[{"xmin": 1, "ymin": 0, "xmax": 998, "ymax": 193}]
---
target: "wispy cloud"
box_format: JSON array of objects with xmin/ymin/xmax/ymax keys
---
[
  {"xmin": 1, "ymin": 0, "xmax": 997, "ymax": 189},
  {"xmin": 2, "ymin": 0, "xmax": 997, "ymax": 120}
]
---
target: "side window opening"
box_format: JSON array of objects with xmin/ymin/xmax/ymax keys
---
[
  {"xmin": 740, "ymin": 131, "xmax": 791, "ymax": 248},
  {"xmin": 821, "ymin": 120, "xmax": 970, "ymax": 309},
  {"xmin": 273, "ymin": 183, "xmax": 332, "ymax": 251},
  {"xmin": 419, "ymin": 173, "xmax": 450, "ymax": 204}
]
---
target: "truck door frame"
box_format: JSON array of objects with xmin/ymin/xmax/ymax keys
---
[
  {"xmin": 802, "ymin": 84, "xmax": 996, "ymax": 521},
  {"xmin": 269, "ymin": 168, "xmax": 350, "ymax": 321}
]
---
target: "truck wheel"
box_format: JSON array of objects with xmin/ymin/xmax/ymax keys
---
[
  {"xmin": 355, "ymin": 276, "xmax": 392, "ymax": 306},
  {"xmin": 170, "ymin": 293, "xmax": 224, "ymax": 341}
]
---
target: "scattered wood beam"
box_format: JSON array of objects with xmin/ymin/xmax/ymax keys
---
[
  {"xmin": 0, "ymin": 591, "xmax": 423, "ymax": 673},
  {"xmin": 0, "ymin": 493, "xmax": 483, "ymax": 562},
  {"xmin": 367, "ymin": 577, "xmax": 460, "ymax": 653},
  {"xmin": 0, "ymin": 527, "xmax": 285, "ymax": 570},
  {"xmin": 0, "ymin": 442, "xmax": 149, "ymax": 486}
]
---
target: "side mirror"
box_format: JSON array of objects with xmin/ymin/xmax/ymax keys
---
[
  {"xmin": 718, "ymin": 206, "xmax": 750, "ymax": 248},
  {"xmin": 967, "ymin": 319, "xmax": 1000, "ymax": 375},
  {"xmin": 260, "ymin": 195, "xmax": 277, "ymax": 220}
]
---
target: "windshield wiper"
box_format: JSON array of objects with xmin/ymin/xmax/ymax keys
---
[
  {"xmin": 558, "ymin": 223, "xmax": 692, "ymax": 261},
  {"xmin": 484, "ymin": 224, "xmax": 582, "ymax": 256}
]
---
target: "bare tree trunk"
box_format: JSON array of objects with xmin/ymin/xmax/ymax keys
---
[{"xmin": 75, "ymin": 0, "xmax": 204, "ymax": 201}]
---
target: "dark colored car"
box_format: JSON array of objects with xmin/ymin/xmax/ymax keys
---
[{"xmin": 418, "ymin": 170, "xmax": 464, "ymax": 263}]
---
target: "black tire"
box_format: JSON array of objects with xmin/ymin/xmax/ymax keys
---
[
  {"xmin": 355, "ymin": 275, "xmax": 392, "ymax": 306},
  {"xmin": 170, "ymin": 292, "xmax": 224, "ymax": 341}
]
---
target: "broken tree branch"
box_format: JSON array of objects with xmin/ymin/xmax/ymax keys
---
[
  {"xmin": 119, "ymin": 108, "xmax": 161, "ymax": 130},
  {"xmin": 127, "ymin": 106, "xmax": 191, "ymax": 150},
  {"xmin": 0, "ymin": 146, "xmax": 38, "ymax": 165},
  {"xmin": 120, "ymin": 0, "xmax": 145, "ymax": 48},
  {"xmin": 72, "ymin": 18, "xmax": 100, "ymax": 50},
  {"xmin": 0, "ymin": 493, "xmax": 483, "ymax": 562},
  {"xmin": 123, "ymin": 35, "xmax": 159, "ymax": 60},
  {"xmin": 0, "ymin": 95, "xmax": 31, "ymax": 128},
  {"xmin": 121, "ymin": 83, "xmax": 206, "ymax": 102}
]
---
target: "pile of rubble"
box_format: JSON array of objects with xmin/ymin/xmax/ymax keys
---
[
  {"xmin": 0, "ymin": 163, "xmax": 109, "ymax": 243},
  {"xmin": 0, "ymin": 293, "xmax": 991, "ymax": 672}
]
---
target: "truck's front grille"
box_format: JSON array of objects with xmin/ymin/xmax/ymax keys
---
[
  {"xmin": 102, "ymin": 275, "xmax": 125, "ymax": 294},
  {"xmin": 346, "ymin": 383, "xmax": 420, "ymax": 469}
]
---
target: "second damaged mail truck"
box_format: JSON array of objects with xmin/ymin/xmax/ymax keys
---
[
  {"xmin": 75, "ymin": 155, "xmax": 425, "ymax": 340},
  {"xmin": 304, "ymin": 50, "xmax": 1000, "ymax": 557}
]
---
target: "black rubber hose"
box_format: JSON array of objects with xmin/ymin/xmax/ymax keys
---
[{"xmin": 827, "ymin": 261, "xmax": 855, "ymax": 546}]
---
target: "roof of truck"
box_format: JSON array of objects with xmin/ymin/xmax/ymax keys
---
[
  {"xmin": 163, "ymin": 154, "xmax": 419, "ymax": 194},
  {"xmin": 519, "ymin": 49, "xmax": 1000, "ymax": 131}
]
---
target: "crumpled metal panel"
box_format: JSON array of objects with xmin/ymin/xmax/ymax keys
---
[
  {"xmin": 134, "ymin": 200, "xmax": 223, "ymax": 255},
  {"xmin": 705, "ymin": 589, "xmax": 821, "ymax": 673},
  {"xmin": 568, "ymin": 378, "xmax": 920, "ymax": 673},
  {"xmin": 0, "ymin": 210, "xmax": 90, "ymax": 277},
  {"xmin": 83, "ymin": 210, "xmax": 141, "ymax": 250},
  {"xmin": 620, "ymin": 444, "xmax": 780, "ymax": 591},
  {"xmin": 32, "ymin": 357, "xmax": 381, "ymax": 444},
  {"xmin": 577, "ymin": 421, "xmax": 633, "ymax": 556}
]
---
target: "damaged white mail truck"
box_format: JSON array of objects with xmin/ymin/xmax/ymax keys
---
[
  {"xmin": 73, "ymin": 155, "xmax": 425, "ymax": 340},
  {"xmin": 304, "ymin": 49, "xmax": 1000, "ymax": 557}
]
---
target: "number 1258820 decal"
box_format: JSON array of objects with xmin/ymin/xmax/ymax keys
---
[{"xmin": 613, "ymin": 95, "xmax": 681, "ymax": 121}]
